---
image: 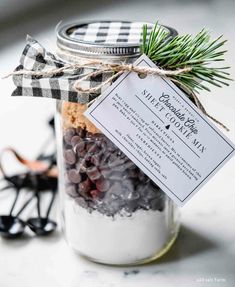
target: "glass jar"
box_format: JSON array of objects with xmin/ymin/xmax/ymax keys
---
[{"xmin": 55, "ymin": 21, "xmax": 180, "ymax": 265}]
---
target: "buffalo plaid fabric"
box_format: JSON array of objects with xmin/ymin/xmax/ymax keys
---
[
  {"xmin": 69, "ymin": 21, "xmax": 153, "ymax": 44},
  {"xmin": 12, "ymin": 22, "xmax": 153, "ymax": 103},
  {"xmin": 12, "ymin": 36, "xmax": 107, "ymax": 103}
]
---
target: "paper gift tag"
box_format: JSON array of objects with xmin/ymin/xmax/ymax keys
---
[{"xmin": 84, "ymin": 54, "xmax": 235, "ymax": 206}]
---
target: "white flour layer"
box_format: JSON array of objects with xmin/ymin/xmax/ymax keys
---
[{"xmin": 64, "ymin": 198, "xmax": 171, "ymax": 265}]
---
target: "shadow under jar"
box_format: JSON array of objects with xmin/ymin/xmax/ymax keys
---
[{"xmin": 55, "ymin": 20, "xmax": 180, "ymax": 266}]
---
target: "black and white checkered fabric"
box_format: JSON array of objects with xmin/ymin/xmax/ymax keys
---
[
  {"xmin": 69, "ymin": 21, "xmax": 153, "ymax": 44},
  {"xmin": 12, "ymin": 36, "xmax": 110, "ymax": 103},
  {"xmin": 12, "ymin": 22, "xmax": 154, "ymax": 103}
]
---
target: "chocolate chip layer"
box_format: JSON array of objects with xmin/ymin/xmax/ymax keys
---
[{"xmin": 63, "ymin": 127, "xmax": 165, "ymax": 216}]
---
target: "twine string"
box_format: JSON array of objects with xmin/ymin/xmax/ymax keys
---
[{"xmin": 4, "ymin": 54, "xmax": 229, "ymax": 131}]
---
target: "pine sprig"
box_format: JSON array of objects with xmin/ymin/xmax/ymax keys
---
[{"xmin": 141, "ymin": 23, "xmax": 232, "ymax": 93}]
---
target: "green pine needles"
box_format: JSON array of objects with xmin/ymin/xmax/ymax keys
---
[{"xmin": 141, "ymin": 23, "xmax": 232, "ymax": 94}]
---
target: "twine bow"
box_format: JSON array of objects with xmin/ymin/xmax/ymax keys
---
[{"xmin": 3, "ymin": 46, "xmax": 229, "ymax": 131}]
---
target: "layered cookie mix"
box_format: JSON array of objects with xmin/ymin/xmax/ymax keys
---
[{"xmin": 60, "ymin": 101, "xmax": 177, "ymax": 265}]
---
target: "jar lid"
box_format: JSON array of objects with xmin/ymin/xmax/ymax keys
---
[{"xmin": 57, "ymin": 20, "xmax": 177, "ymax": 59}]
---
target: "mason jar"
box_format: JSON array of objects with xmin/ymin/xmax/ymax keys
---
[{"xmin": 55, "ymin": 21, "xmax": 180, "ymax": 265}]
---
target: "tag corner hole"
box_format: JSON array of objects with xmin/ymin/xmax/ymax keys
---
[{"xmin": 138, "ymin": 73, "xmax": 147, "ymax": 79}]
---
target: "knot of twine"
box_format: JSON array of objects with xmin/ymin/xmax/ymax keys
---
[
  {"xmin": 73, "ymin": 62, "xmax": 192, "ymax": 94},
  {"xmin": 4, "ymin": 55, "xmax": 229, "ymax": 131}
]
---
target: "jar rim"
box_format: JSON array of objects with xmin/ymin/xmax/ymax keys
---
[{"xmin": 56, "ymin": 20, "xmax": 178, "ymax": 59}]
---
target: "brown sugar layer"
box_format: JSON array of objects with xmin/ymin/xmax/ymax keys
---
[{"xmin": 61, "ymin": 102, "xmax": 100, "ymax": 134}]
